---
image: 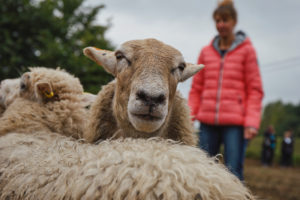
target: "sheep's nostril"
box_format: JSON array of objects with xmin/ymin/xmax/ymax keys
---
[
  {"xmin": 154, "ymin": 94, "xmax": 166, "ymax": 104},
  {"xmin": 136, "ymin": 90, "xmax": 148, "ymax": 102}
]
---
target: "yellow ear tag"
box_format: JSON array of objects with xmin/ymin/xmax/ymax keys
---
[{"xmin": 44, "ymin": 91, "xmax": 54, "ymax": 98}]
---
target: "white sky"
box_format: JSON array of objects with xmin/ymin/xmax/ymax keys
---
[{"xmin": 86, "ymin": 0, "xmax": 300, "ymax": 105}]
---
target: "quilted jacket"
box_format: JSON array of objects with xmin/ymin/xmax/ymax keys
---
[{"xmin": 188, "ymin": 31, "xmax": 264, "ymax": 129}]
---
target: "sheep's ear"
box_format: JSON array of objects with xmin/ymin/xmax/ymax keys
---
[
  {"xmin": 83, "ymin": 47, "xmax": 117, "ymax": 76},
  {"xmin": 180, "ymin": 63, "xmax": 204, "ymax": 82},
  {"xmin": 35, "ymin": 82, "xmax": 54, "ymax": 99}
]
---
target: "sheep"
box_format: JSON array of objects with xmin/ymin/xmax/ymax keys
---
[
  {"xmin": 0, "ymin": 78, "xmax": 20, "ymax": 116},
  {"xmin": 81, "ymin": 92, "xmax": 97, "ymax": 109},
  {"xmin": 0, "ymin": 132, "xmax": 256, "ymax": 200},
  {"xmin": 0, "ymin": 77, "xmax": 96, "ymax": 114},
  {"xmin": 83, "ymin": 38, "xmax": 204, "ymax": 146},
  {"xmin": 0, "ymin": 67, "xmax": 88, "ymax": 138}
]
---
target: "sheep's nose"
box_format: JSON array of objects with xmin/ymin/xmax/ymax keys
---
[{"xmin": 136, "ymin": 90, "xmax": 166, "ymax": 106}]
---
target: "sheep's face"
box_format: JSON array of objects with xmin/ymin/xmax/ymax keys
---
[
  {"xmin": 19, "ymin": 67, "xmax": 83, "ymax": 103},
  {"xmin": 81, "ymin": 92, "xmax": 97, "ymax": 109},
  {"xmin": 0, "ymin": 78, "xmax": 20, "ymax": 108},
  {"xmin": 84, "ymin": 39, "xmax": 204, "ymax": 133}
]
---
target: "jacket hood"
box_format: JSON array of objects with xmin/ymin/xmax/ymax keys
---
[{"xmin": 212, "ymin": 31, "xmax": 248, "ymax": 54}]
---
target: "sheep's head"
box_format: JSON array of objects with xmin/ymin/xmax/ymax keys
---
[
  {"xmin": 81, "ymin": 92, "xmax": 97, "ymax": 109},
  {"xmin": 0, "ymin": 78, "xmax": 20, "ymax": 108},
  {"xmin": 19, "ymin": 67, "xmax": 84, "ymax": 103},
  {"xmin": 84, "ymin": 39, "xmax": 204, "ymax": 134}
]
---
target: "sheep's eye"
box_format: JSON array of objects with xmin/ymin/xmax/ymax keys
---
[
  {"xmin": 115, "ymin": 51, "xmax": 131, "ymax": 66},
  {"xmin": 115, "ymin": 51, "xmax": 125, "ymax": 60},
  {"xmin": 178, "ymin": 63, "xmax": 186, "ymax": 71}
]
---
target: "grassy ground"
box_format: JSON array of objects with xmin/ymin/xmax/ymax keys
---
[
  {"xmin": 246, "ymin": 136, "xmax": 300, "ymax": 166},
  {"xmin": 244, "ymin": 159, "xmax": 300, "ymax": 200},
  {"xmin": 244, "ymin": 137, "xmax": 300, "ymax": 200}
]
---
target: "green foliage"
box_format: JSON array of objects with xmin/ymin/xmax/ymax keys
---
[
  {"xmin": 0, "ymin": 0, "xmax": 114, "ymax": 93},
  {"xmin": 259, "ymin": 101, "xmax": 300, "ymax": 137}
]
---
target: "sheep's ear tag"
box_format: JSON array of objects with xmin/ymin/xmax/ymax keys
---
[
  {"xmin": 180, "ymin": 64, "xmax": 204, "ymax": 82},
  {"xmin": 37, "ymin": 82, "xmax": 54, "ymax": 99},
  {"xmin": 44, "ymin": 91, "xmax": 54, "ymax": 98}
]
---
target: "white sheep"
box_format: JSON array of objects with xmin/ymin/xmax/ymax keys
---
[
  {"xmin": 0, "ymin": 78, "xmax": 20, "ymax": 116},
  {"xmin": 0, "ymin": 76, "xmax": 96, "ymax": 114},
  {"xmin": 83, "ymin": 38, "xmax": 204, "ymax": 146},
  {"xmin": 0, "ymin": 67, "xmax": 88, "ymax": 138},
  {"xmin": 0, "ymin": 132, "xmax": 255, "ymax": 200},
  {"xmin": 81, "ymin": 92, "xmax": 97, "ymax": 109}
]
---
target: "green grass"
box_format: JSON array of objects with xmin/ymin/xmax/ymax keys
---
[{"xmin": 246, "ymin": 136, "xmax": 300, "ymax": 166}]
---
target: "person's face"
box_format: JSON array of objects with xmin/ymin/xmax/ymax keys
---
[{"xmin": 215, "ymin": 15, "xmax": 236, "ymax": 38}]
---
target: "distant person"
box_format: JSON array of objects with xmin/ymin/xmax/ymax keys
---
[
  {"xmin": 281, "ymin": 130, "xmax": 294, "ymax": 167},
  {"xmin": 261, "ymin": 125, "xmax": 276, "ymax": 166},
  {"xmin": 188, "ymin": 0, "xmax": 264, "ymax": 181}
]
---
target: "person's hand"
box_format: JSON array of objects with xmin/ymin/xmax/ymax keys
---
[{"xmin": 244, "ymin": 127, "xmax": 257, "ymax": 139}]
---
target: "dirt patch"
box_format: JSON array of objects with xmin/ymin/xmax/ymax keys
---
[{"xmin": 244, "ymin": 159, "xmax": 300, "ymax": 200}]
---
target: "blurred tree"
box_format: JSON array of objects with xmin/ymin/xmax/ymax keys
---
[
  {"xmin": 260, "ymin": 101, "xmax": 300, "ymax": 137},
  {"xmin": 0, "ymin": 0, "xmax": 114, "ymax": 93}
]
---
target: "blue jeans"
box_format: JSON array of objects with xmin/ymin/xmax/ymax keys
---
[{"xmin": 199, "ymin": 123, "xmax": 245, "ymax": 180}]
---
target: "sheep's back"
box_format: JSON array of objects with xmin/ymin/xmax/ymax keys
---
[{"xmin": 0, "ymin": 132, "xmax": 255, "ymax": 200}]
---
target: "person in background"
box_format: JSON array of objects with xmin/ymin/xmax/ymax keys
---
[
  {"xmin": 281, "ymin": 130, "xmax": 294, "ymax": 167},
  {"xmin": 261, "ymin": 125, "xmax": 276, "ymax": 166},
  {"xmin": 188, "ymin": 0, "xmax": 264, "ymax": 181}
]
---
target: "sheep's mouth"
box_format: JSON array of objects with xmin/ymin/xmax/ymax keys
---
[
  {"xmin": 132, "ymin": 113, "xmax": 163, "ymax": 121},
  {"xmin": 128, "ymin": 108, "xmax": 167, "ymax": 133}
]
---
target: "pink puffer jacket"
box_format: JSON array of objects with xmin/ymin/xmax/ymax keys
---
[{"xmin": 188, "ymin": 33, "xmax": 264, "ymax": 129}]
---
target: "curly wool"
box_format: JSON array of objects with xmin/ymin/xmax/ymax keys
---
[
  {"xmin": 20, "ymin": 67, "xmax": 84, "ymax": 102},
  {"xmin": 0, "ymin": 132, "xmax": 255, "ymax": 200},
  {"xmin": 0, "ymin": 67, "xmax": 88, "ymax": 138}
]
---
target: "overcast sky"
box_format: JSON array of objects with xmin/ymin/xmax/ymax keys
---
[{"xmin": 86, "ymin": 0, "xmax": 300, "ymax": 105}]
